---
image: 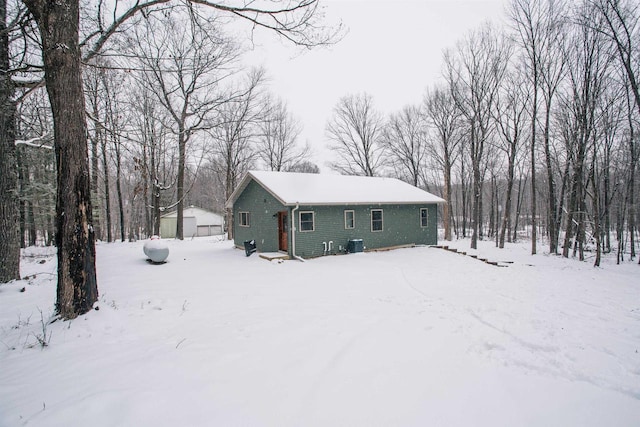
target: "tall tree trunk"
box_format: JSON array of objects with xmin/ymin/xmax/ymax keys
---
[
  {"xmin": 557, "ymin": 157, "xmax": 571, "ymax": 250},
  {"xmin": 27, "ymin": 199, "xmax": 37, "ymax": 246},
  {"xmin": 153, "ymin": 182, "xmax": 161, "ymax": 236},
  {"xmin": 530, "ymin": 83, "xmax": 538, "ymax": 255},
  {"xmin": 628, "ymin": 175, "xmax": 635, "ymax": 260},
  {"xmin": 616, "ymin": 176, "xmax": 627, "ymax": 264},
  {"xmin": 603, "ymin": 147, "xmax": 611, "ymax": 253},
  {"xmin": 627, "ymin": 114, "xmax": 636, "ymax": 260},
  {"xmin": 471, "ymin": 164, "xmax": 481, "ymax": 249},
  {"xmin": 100, "ymin": 135, "xmax": 112, "ymax": 242},
  {"xmin": 225, "ymin": 149, "xmax": 235, "ymax": 240},
  {"xmin": 17, "ymin": 149, "xmax": 26, "ymax": 249},
  {"xmin": 576, "ymin": 195, "xmax": 585, "ymax": 261},
  {"xmin": 513, "ymin": 175, "xmax": 527, "ymax": 243},
  {"xmin": 150, "ymin": 135, "xmax": 161, "ymax": 236},
  {"xmin": 142, "ymin": 142, "xmax": 151, "ymax": 237},
  {"xmin": 24, "ymin": 0, "xmax": 98, "ymax": 318},
  {"xmin": 176, "ymin": 130, "xmax": 186, "ymax": 240},
  {"xmin": 443, "ymin": 160, "xmax": 452, "ymax": 241},
  {"xmin": 0, "ymin": 0, "xmax": 20, "ymax": 282},
  {"xmin": 563, "ymin": 171, "xmax": 579, "ymax": 258},
  {"xmin": 590, "ymin": 163, "xmax": 601, "ymax": 267},
  {"xmin": 115, "ymin": 143, "xmax": 125, "ymax": 242},
  {"xmin": 489, "ymin": 175, "xmax": 496, "ymax": 240},
  {"xmin": 478, "ymin": 176, "xmax": 484, "ymax": 240},
  {"xmin": 461, "ymin": 157, "xmax": 467, "ymax": 238},
  {"xmin": 90, "ymin": 103, "xmax": 102, "ymax": 241},
  {"xmin": 499, "ymin": 155, "xmax": 516, "ymax": 248},
  {"xmin": 470, "ymin": 125, "xmax": 481, "ymax": 250},
  {"xmin": 543, "ymin": 102, "xmax": 558, "ymax": 254}
]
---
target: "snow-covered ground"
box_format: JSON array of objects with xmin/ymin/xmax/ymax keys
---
[{"xmin": 1, "ymin": 237, "xmax": 639, "ymax": 426}]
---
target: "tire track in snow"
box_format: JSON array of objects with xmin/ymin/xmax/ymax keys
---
[
  {"xmin": 467, "ymin": 308, "xmax": 640, "ymax": 401},
  {"xmin": 292, "ymin": 319, "xmax": 380, "ymax": 422}
]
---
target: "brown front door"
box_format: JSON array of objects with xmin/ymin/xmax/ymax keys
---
[{"xmin": 278, "ymin": 211, "xmax": 288, "ymax": 252}]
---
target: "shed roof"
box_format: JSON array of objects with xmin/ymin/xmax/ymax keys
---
[{"xmin": 226, "ymin": 171, "xmax": 446, "ymax": 207}]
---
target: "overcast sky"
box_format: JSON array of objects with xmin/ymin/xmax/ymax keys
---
[{"xmin": 242, "ymin": 0, "xmax": 507, "ymax": 171}]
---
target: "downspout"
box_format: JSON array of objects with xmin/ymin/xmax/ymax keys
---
[{"xmin": 291, "ymin": 203, "xmax": 305, "ymax": 262}]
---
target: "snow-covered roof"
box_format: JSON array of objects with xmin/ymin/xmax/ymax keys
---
[{"xmin": 226, "ymin": 171, "xmax": 446, "ymax": 207}]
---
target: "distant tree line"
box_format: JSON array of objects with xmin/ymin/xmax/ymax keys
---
[
  {"xmin": 9, "ymin": 6, "xmax": 320, "ymax": 248},
  {"xmin": 326, "ymin": 0, "xmax": 640, "ymax": 267}
]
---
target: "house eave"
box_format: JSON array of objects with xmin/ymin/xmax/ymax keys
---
[
  {"xmin": 225, "ymin": 171, "xmax": 448, "ymax": 208},
  {"xmin": 279, "ymin": 200, "xmax": 446, "ymax": 207}
]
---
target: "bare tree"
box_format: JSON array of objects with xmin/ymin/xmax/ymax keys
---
[
  {"xmin": 589, "ymin": 0, "xmax": 640, "ymax": 261},
  {"xmin": 326, "ymin": 93, "xmax": 386, "ymax": 176},
  {"xmin": 510, "ymin": 0, "xmax": 569, "ymax": 255},
  {"xmin": 258, "ymin": 95, "xmax": 308, "ymax": 171},
  {"xmin": 125, "ymin": 9, "xmax": 238, "ymax": 240},
  {"xmin": 127, "ymin": 83, "xmax": 175, "ymax": 236},
  {"xmin": 590, "ymin": 0, "xmax": 640, "ymax": 117},
  {"xmin": 288, "ymin": 160, "xmax": 320, "ymax": 173},
  {"xmin": 84, "ymin": 63, "xmax": 105, "ymax": 241},
  {"xmin": 15, "ymin": 86, "xmax": 55, "ymax": 248},
  {"xmin": 493, "ymin": 65, "xmax": 530, "ymax": 248},
  {"xmin": 618, "ymin": 81, "xmax": 638, "ymax": 261},
  {"xmin": 559, "ymin": 5, "xmax": 612, "ymax": 260},
  {"xmin": 208, "ymin": 68, "xmax": 266, "ymax": 239},
  {"xmin": 510, "ymin": 0, "xmax": 542, "ymax": 254},
  {"xmin": 444, "ymin": 24, "xmax": 511, "ymax": 249},
  {"xmin": 424, "ymin": 85, "xmax": 462, "ymax": 241},
  {"xmin": 383, "ymin": 104, "xmax": 428, "ymax": 187},
  {"xmin": 103, "ymin": 68, "xmax": 128, "ymax": 242},
  {"xmin": 21, "ymin": 0, "xmax": 101, "ymax": 316},
  {"xmin": 0, "ymin": 0, "xmax": 19, "ymax": 281},
  {"xmin": 538, "ymin": 0, "xmax": 568, "ymax": 255}
]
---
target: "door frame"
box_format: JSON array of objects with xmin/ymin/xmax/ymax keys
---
[{"xmin": 277, "ymin": 211, "xmax": 288, "ymax": 252}]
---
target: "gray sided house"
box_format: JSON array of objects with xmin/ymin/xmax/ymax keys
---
[{"xmin": 226, "ymin": 171, "xmax": 446, "ymax": 259}]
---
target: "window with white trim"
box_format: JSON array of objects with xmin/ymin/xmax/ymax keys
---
[
  {"xmin": 420, "ymin": 208, "xmax": 429, "ymax": 227},
  {"xmin": 344, "ymin": 210, "xmax": 355, "ymax": 229},
  {"xmin": 371, "ymin": 209, "xmax": 383, "ymax": 232},
  {"xmin": 299, "ymin": 211, "xmax": 315, "ymax": 232},
  {"xmin": 239, "ymin": 211, "xmax": 250, "ymax": 227}
]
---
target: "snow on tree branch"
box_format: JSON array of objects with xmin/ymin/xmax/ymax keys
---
[{"xmin": 15, "ymin": 135, "xmax": 53, "ymax": 149}]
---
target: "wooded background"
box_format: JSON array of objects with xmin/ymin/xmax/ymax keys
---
[{"xmin": 1, "ymin": 0, "xmax": 639, "ymax": 297}]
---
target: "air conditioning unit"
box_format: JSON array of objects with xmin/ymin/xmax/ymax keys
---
[{"xmin": 347, "ymin": 239, "xmax": 363, "ymax": 253}]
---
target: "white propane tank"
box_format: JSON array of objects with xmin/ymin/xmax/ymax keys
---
[{"xmin": 143, "ymin": 236, "xmax": 169, "ymax": 263}]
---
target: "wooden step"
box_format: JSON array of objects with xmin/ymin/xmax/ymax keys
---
[{"xmin": 433, "ymin": 245, "xmax": 507, "ymax": 267}]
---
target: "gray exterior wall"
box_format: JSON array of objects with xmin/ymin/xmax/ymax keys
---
[
  {"xmin": 232, "ymin": 177, "xmax": 439, "ymax": 258},
  {"xmin": 293, "ymin": 203, "xmax": 438, "ymax": 258},
  {"xmin": 233, "ymin": 180, "xmax": 286, "ymax": 252}
]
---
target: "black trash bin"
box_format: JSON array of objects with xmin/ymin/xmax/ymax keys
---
[{"xmin": 244, "ymin": 240, "xmax": 257, "ymax": 257}]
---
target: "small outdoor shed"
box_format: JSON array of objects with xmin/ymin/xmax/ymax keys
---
[
  {"xmin": 225, "ymin": 171, "xmax": 446, "ymax": 258},
  {"xmin": 160, "ymin": 206, "xmax": 224, "ymax": 238}
]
